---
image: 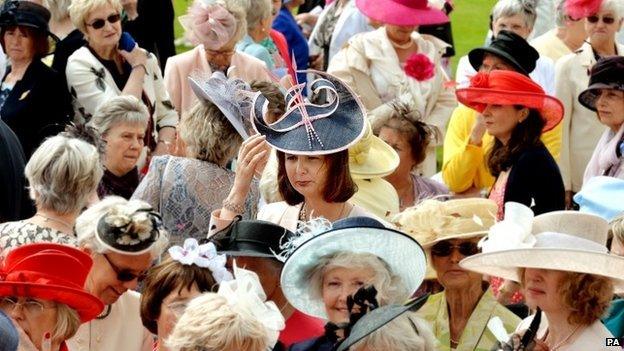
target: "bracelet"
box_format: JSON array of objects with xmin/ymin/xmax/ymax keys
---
[
  {"xmin": 222, "ymin": 198, "xmax": 245, "ymax": 215},
  {"xmin": 132, "ymin": 64, "xmax": 147, "ymax": 73}
]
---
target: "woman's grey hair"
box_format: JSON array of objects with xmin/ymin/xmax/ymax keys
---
[
  {"xmin": 180, "ymin": 100, "xmax": 243, "ymax": 165},
  {"xmin": 52, "ymin": 303, "xmax": 81, "ymax": 342},
  {"xmin": 233, "ymin": 0, "xmax": 272, "ymax": 32},
  {"xmin": 75, "ymin": 196, "xmax": 169, "ymax": 258},
  {"xmin": 554, "ymin": 0, "xmax": 567, "ymax": 27},
  {"xmin": 351, "ymin": 313, "xmax": 437, "ymax": 351},
  {"xmin": 43, "ymin": 0, "xmax": 73, "ymax": 22},
  {"xmin": 68, "ymin": 0, "xmax": 123, "ymax": 34},
  {"xmin": 306, "ymin": 251, "xmax": 409, "ymax": 307},
  {"xmin": 492, "ymin": 0, "xmax": 538, "ymax": 30},
  {"xmin": 89, "ymin": 95, "xmax": 149, "ymax": 137},
  {"xmin": 25, "ymin": 135, "xmax": 103, "ymax": 214},
  {"xmin": 600, "ymin": 0, "xmax": 624, "ymax": 19}
]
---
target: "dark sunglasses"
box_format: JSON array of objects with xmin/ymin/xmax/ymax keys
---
[
  {"xmin": 102, "ymin": 254, "xmax": 147, "ymax": 282},
  {"xmin": 587, "ymin": 15, "xmax": 616, "ymax": 25},
  {"xmin": 86, "ymin": 13, "xmax": 121, "ymax": 30},
  {"xmin": 431, "ymin": 241, "xmax": 480, "ymax": 257}
]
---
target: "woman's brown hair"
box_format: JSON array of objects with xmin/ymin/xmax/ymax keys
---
[
  {"xmin": 1, "ymin": 25, "xmax": 50, "ymax": 59},
  {"xmin": 140, "ymin": 258, "xmax": 219, "ymax": 334},
  {"xmin": 276, "ymin": 149, "xmax": 357, "ymax": 205},
  {"xmin": 486, "ymin": 107, "xmax": 545, "ymax": 177}
]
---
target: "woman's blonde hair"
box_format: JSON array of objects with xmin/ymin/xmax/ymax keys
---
[
  {"xmin": 69, "ymin": 0, "xmax": 122, "ymax": 34},
  {"xmin": 180, "ymin": 101, "xmax": 242, "ymax": 165},
  {"xmin": 44, "ymin": 0, "xmax": 73, "ymax": 22},
  {"xmin": 611, "ymin": 213, "xmax": 624, "ymax": 246},
  {"xmin": 351, "ymin": 313, "xmax": 436, "ymax": 351},
  {"xmin": 306, "ymin": 251, "xmax": 408, "ymax": 306},
  {"xmin": 166, "ymin": 293, "xmax": 269, "ymax": 351},
  {"xmin": 25, "ymin": 135, "xmax": 103, "ymax": 214},
  {"xmin": 52, "ymin": 303, "xmax": 81, "ymax": 341}
]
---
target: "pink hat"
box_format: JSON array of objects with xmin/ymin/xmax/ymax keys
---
[
  {"xmin": 355, "ymin": 0, "xmax": 449, "ymax": 26},
  {"xmin": 565, "ymin": 0, "xmax": 602, "ymax": 19}
]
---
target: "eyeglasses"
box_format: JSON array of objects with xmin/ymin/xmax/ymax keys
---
[
  {"xmin": 102, "ymin": 254, "xmax": 147, "ymax": 282},
  {"xmin": 431, "ymin": 241, "xmax": 480, "ymax": 257},
  {"xmin": 0, "ymin": 297, "xmax": 56, "ymax": 315},
  {"xmin": 86, "ymin": 13, "xmax": 121, "ymax": 30},
  {"xmin": 587, "ymin": 15, "xmax": 616, "ymax": 25},
  {"xmin": 206, "ymin": 48, "xmax": 235, "ymax": 58}
]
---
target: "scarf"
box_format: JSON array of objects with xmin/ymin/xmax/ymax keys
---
[{"xmin": 583, "ymin": 122, "xmax": 624, "ymax": 184}]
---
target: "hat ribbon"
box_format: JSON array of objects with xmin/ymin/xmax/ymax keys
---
[
  {"xmin": 3, "ymin": 271, "xmax": 82, "ymax": 289},
  {"xmin": 479, "ymin": 202, "xmax": 536, "ymax": 252},
  {"xmin": 179, "ymin": 1, "xmax": 236, "ymax": 50},
  {"xmin": 272, "ymin": 217, "xmax": 332, "ymax": 262},
  {"xmin": 168, "ymin": 238, "xmax": 233, "ymax": 284},
  {"xmin": 348, "ymin": 124, "xmax": 373, "ymax": 165},
  {"xmin": 217, "ymin": 263, "xmax": 285, "ymax": 347}
]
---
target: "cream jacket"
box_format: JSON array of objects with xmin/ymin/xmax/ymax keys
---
[
  {"xmin": 328, "ymin": 28, "xmax": 457, "ymax": 177},
  {"xmin": 555, "ymin": 41, "xmax": 624, "ymax": 192}
]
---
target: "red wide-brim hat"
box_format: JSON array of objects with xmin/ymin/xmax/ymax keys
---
[
  {"xmin": 0, "ymin": 243, "xmax": 104, "ymax": 322},
  {"xmin": 456, "ymin": 70, "xmax": 563, "ymax": 132},
  {"xmin": 355, "ymin": 0, "xmax": 449, "ymax": 26}
]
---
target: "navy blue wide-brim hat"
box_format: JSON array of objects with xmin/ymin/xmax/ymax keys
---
[
  {"xmin": 251, "ymin": 70, "xmax": 366, "ymax": 155},
  {"xmin": 578, "ymin": 56, "xmax": 624, "ymax": 111}
]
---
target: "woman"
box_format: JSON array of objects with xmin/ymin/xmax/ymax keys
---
[
  {"xmin": 234, "ymin": 0, "xmax": 285, "ymax": 72},
  {"xmin": 66, "ymin": 0, "xmax": 177, "ymax": 156},
  {"xmin": 210, "ymin": 71, "xmax": 382, "ymax": 234},
  {"xmin": 580, "ymin": 56, "xmax": 624, "ymax": 182},
  {"xmin": 133, "ymin": 73, "xmax": 260, "ymax": 246},
  {"xmin": 556, "ymin": 0, "xmax": 624, "ymax": 207},
  {"xmin": 456, "ymin": 70, "xmax": 565, "ymax": 219},
  {"xmin": 166, "ymin": 267, "xmax": 284, "ymax": 351},
  {"xmin": 377, "ymin": 103, "xmax": 447, "ymax": 211},
  {"xmin": 328, "ymin": 0, "xmax": 456, "ymax": 177},
  {"xmin": 280, "ymin": 216, "xmax": 427, "ymax": 350},
  {"xmin": 461, "ymin": 208, "xmax": 624, "ymax": 350},
  {"xmin": 394, "ymin": 198, "xmax": 520, "ymax": 350},
  {"xmin": 90, "ymin": 95, "xmax": 148, "ymax": 199},
  {"xmin": 164, "ymin": 0, "xmax": 271, "ymax": 116},
  {"xmin": 0, "ymin": 0, "xmax": 72, "ymax": 158},
  {"xmin": 0, "ymin": 132, "xmax": 102, "ymax": 252},
  {"xmin": 0, "ymin": 243, "xmax": 104, "ymax": 351},
  {"xmin": 45, "ymin": 0, "xmax": 85, "ymax": 83},
  {"xmin": 273, "ymin": 0, "xmax": 311, "ymax": 85},
  {"xmin": 141, "ymin": 238, "xmax": 232, "ymax": 351}
]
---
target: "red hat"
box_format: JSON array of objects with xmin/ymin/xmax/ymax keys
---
[
  {"xmin": 355, "ymin": 0, "xmax": 449, "ymax": 26},
  {"xmin": 456, "ymin": 70, "xmax": 563, "ymax": 132},
  {"xmin": 0, "ymin": 243, "xmax": 104, "ymax": 322}
]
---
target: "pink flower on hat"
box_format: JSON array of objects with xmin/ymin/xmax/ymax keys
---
[
  {"xmin": 565, "ymin": 0, "xmax": 601, "ymax": 19},
  {"xmin": 404, "ymin": 53, "xmax": 435, "ymax": 81}
]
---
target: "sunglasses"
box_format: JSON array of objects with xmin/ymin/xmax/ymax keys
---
[
  {"xmin": 86, "ymin": 13, "xmax": 121, "ymax": 30},
  {"xmin": 587, "ymin": 15, "xmax": 616, "ymax": 25},
  {"xmin": 102, "ymin": 254, "xmax": 147, "ymax": 282},
  {"xmin": 430, "ymin": 241, "xmax": 480, "ymax": 257}
]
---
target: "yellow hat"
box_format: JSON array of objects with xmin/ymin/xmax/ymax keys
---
[
  {"xmin": 349, "ymin": 122, "xmax": 399, "ymax": 179},
  {"xmin": 349, "ymin": 178, "xmax": 400, "ymax": 219}
]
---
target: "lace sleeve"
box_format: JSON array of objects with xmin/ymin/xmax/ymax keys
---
[{"xmin": 132, "ymin": 155, "xmax": 168, "ymax": 210}]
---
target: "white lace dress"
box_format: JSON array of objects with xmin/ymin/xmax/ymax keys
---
[{"xmin": 132, "ymin": 155, "xmax": 259, "ymax": 247}]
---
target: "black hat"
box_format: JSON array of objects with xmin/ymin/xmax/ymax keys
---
[
  {"xmin": 578, "ymin": 56, "xmax": 624, "ymax": 111},
  {"xmin": 208, "ymin": 217, "xmax": 294, "ymax": 260},
  {"xmin": 336, "ymin": 293, "xmax": 430, "ymax": 351},
  {"xmin": 0, "ymin": 1, "xmax": 58, "ymax": 54},
  {"xmin": 468, "ymin": 30, "xmax": 539, "ymax": 76}
]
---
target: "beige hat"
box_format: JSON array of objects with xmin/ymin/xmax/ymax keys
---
[
  {"xmin": 349, "ymin": 122, "xmax": 399, "ymax": 179},
  {"xmin": 393, "ymin": 198, "xmax": 498, "ymax": 248},
  {"xmin": 460, "ymin": 206, "xmax": 624, "ymax": 292}
]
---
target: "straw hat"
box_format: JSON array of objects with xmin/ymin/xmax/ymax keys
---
[
  {"xmin": 349, "ymin": 121, "xmax": 399, "ymax": 179},
  {"xmin": 460, "ymin": 206, "xmax": 624, "ymax": 292},
  {"xmin": 393, "ymin": 198, "xmax": 498, "ymax": 248}
]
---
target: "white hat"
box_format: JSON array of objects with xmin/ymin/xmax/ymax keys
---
[{"xmin": 460, "ymin": 204, "xmax": 624, "ymax": 292}]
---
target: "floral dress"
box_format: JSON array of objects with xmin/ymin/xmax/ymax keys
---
[{"xmin": 0, "ymin": 221, "xmax": 77, "ymax": 253}]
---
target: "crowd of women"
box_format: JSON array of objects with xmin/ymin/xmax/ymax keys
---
[{"xmin": 1, "ymin": 0, "xmax": 624, "ymax": 350}]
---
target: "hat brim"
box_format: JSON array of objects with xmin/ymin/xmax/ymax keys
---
[
  {"xmin": 355, "ymin": 0, "xmax": 448, "ymax": 26},
  {"xmin": 0, "ymin": 282, "xmax": 104, "ymax": 322},
  {"xmin": 456, "ymin": 87, "xmax": 564, "ymax": 132},
  {"xmin": 350, "ymin": 135, "xmax": 400, "ymax": 179},
  {"xmin": 468, "ymin": 47, "xmax": 530, "ymax": 76},
  {"xmin": 459, "ymin": 248, "xmax": 624, "ymax": 293},
  {"xmin": 280, "ymin": 226, "xmax": 427, "ymax": 319},
  {"xmin": 578, "ymin": 84, "xmax": 624, "ymax": 112}
]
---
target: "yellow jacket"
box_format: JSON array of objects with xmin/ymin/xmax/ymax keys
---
[{"xmin": 442, "ymin": 105, "xmax": 562, "ymax": 193}]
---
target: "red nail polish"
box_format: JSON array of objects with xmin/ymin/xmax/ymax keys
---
[{"xmin": 44, "ymin": 332, "xmax": 51, "ymax": 339}]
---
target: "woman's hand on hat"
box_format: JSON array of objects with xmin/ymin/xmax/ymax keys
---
[{"xmin": 469, "ymin": 114, "xmax": 487, "ymax": 146}]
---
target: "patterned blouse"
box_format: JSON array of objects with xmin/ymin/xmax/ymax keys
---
[{"xmin": 0, "ymin": 221, "xmax": 78, "ymax": 253}]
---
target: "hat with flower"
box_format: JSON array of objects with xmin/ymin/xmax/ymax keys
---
[
  {"xmin": 355, "ymin": 0, "xmax": 449, "ymax": 26},
  {"xmin": 456, "ymin": 70, "xmax": 564, "ymax": 132},
  {"xmin": 178, "ymin": 0, "xmax": 240, "ymax": 50}
]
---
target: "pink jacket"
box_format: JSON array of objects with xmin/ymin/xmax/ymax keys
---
[{"xmin": 163, "ymin": 45, "xmax": 273, "ymax": 115}]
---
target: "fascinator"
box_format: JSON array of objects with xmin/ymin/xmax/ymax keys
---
[
  {"xmin": 565, "ymin": 0, "xmax": 602, "ymax": 19},
  {"xmin": 251, "ymin": 70, "xmax": 366, "ymax": 155},
  {"xmin": 95, "ymin": 202, "xmax": 165, "ymax": 255},
  {"xmin": 168, "ymin": 238, "xmax": 233, "ymax": 283},
  {"xmin": 189, "ymin": 72, "xmax": 254, "ymax": 139},
  {"xmin": 179, "ymin": 0, "xmax": 238, "ymax": 50},
  {"xmin": 217, "ymin": 264, "xmax": 285, "ymax": 347}
]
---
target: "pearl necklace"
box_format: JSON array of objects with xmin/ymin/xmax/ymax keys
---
[
  {"xmin": 547, "ymin": 325, "xmax": 582, "ymax": 351},
  {"xmin": 390, "ymin": 38, "xmax": 414, "ymax": 50}
]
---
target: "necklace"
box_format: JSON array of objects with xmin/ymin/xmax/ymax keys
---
[
  {"xmin": 96, "ymin": 305, "xmax": 112, "ymax": 320},
  {"xmin": 390, "ymin": 37, "xmax": 413, "ymax": 50},
  {"xmin": 298, "ymin": 202, "xmax": 349, "ymax": 221},
  {"xmin": 547, "ymin": 325, "xmax": 582, "ymax": 350},
  {"xmin": 34, "ymin": 213, "xmax": 74, "ymax": 232}
]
